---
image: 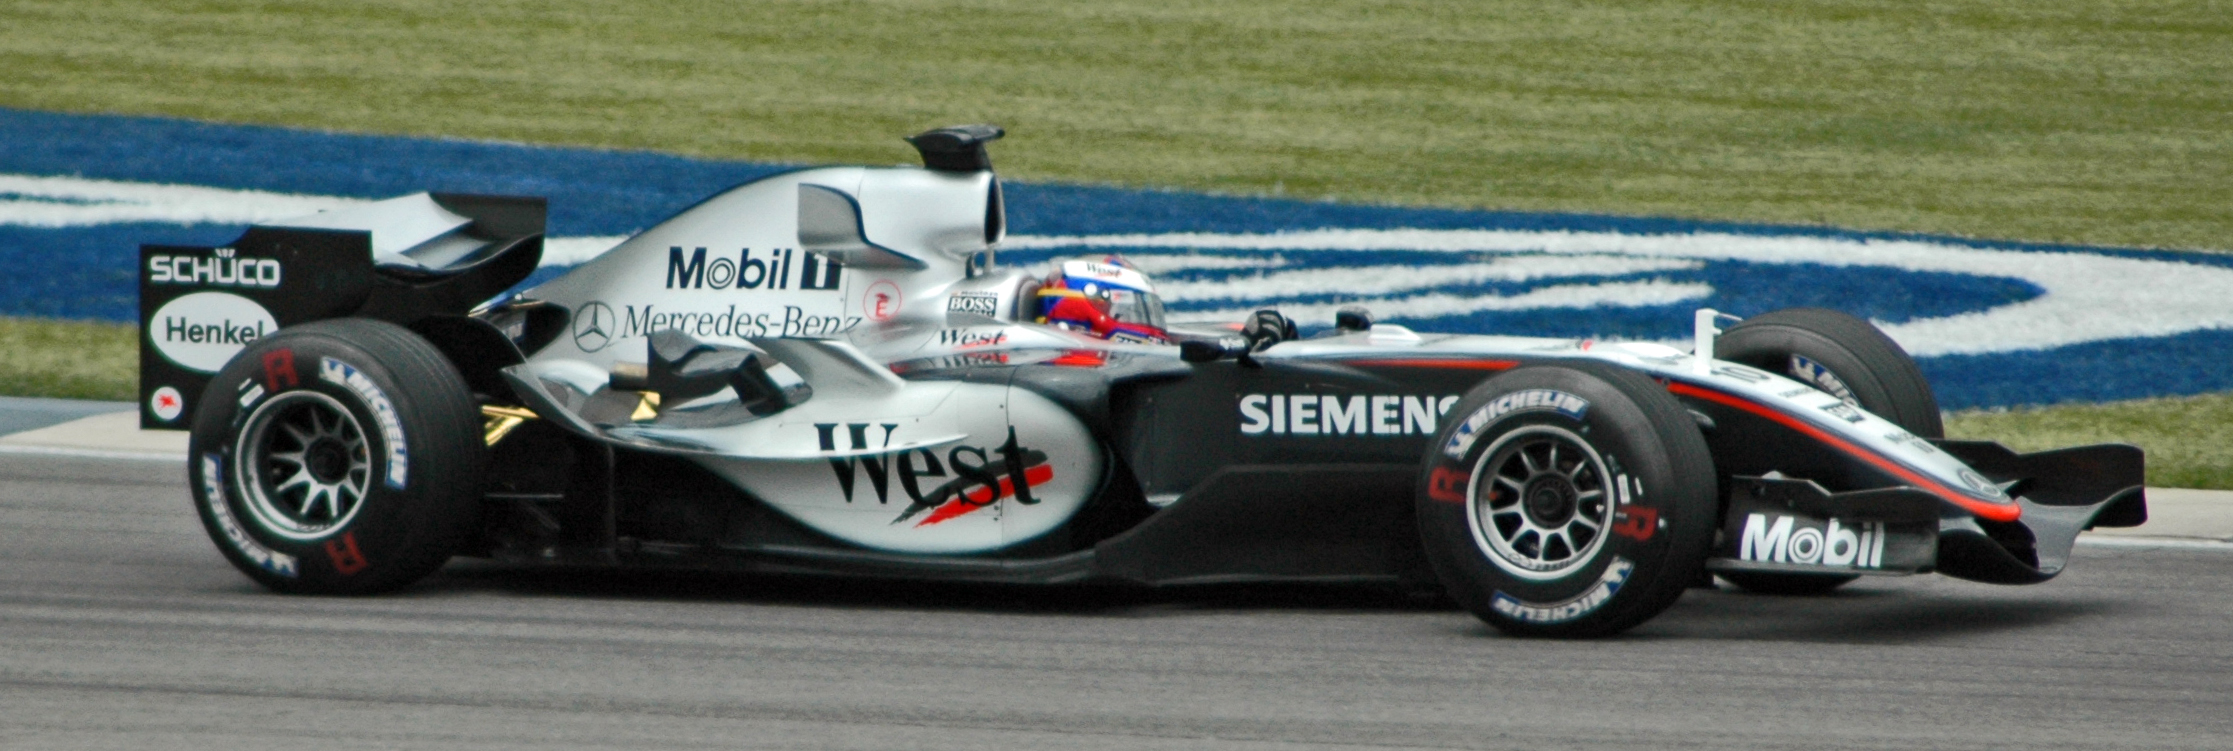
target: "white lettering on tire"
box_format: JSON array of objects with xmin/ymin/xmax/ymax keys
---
[
  {"xmin": 318, "ymin": 357, "xmax": 409, "ymax": 489},
  {"xmin": 1488, "ymin": 557, "xmax": 1633, "ymax": 624},
  {"xmin": 200, "ymin": 452, "xmax": 298, "ymax": 578}
]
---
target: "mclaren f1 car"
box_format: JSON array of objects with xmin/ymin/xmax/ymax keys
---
[{"xmin": 139, "ymin": 125, "xmax": 2146, "ymax": 636}]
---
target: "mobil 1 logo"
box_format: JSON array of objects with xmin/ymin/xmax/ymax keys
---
[
  {"xmin": 667, "ymin": 247, "xmax": 842, "ymax": 291},
  {"xmin": 1716, "ymin": 488, "xmax": 1936, "ymax": 574}
]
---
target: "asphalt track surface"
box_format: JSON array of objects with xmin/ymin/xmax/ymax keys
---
[{"xmin": 6, "ymin": 453, "xmax": 2232, "ymax": 750}]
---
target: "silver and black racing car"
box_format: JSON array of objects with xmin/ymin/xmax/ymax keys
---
[{"xmin": 139, "ymin": 125, "xmax": 2146, "ymax": 636}]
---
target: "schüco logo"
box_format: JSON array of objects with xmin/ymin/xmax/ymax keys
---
[
  {"xmin": 148, "ymin": 292, "xmax": 278, "ymax": 373},
  {"xmin": 1738, "ymin": 513, "xmax": 1889, "ymax": 569},
  {"xmin": 1240, "ymin": 393, "xmax": 1460, "ymax": 436},
  {"xmin": 666, "ymin": 247, "xmax": 841, "ymax": 291},
  {"xmin": 148, "ymin": 247, "xmax": 282, "ymax": 289}
]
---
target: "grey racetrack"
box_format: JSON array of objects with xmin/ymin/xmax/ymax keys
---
[{"xmin": 5, "ymin": 452, "xmax": 2229, "ymax": 750}]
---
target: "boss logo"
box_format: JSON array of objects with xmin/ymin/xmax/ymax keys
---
[{"xmin": 947, "ymin": 293, "xmax": 999, "ymax": 317}]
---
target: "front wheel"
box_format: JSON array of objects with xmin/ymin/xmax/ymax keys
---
[
  {"xmin": 1416, "ymin": 362, "xmax": 1718, "ymax": 637},
  {"xmin": 1713, "ymin": 307, "xmax": 1939, "ymax": 595},
  {"xmin": 188, "ymin": 318, "xmax": 486, "ymax": 594}
]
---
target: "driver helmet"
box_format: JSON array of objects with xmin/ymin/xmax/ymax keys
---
[{"xmin": 1036, "ymin": 255, "xmax": 1170, "ymax": 344}]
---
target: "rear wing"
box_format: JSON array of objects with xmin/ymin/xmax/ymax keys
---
[{"xmin": 138, "ymin": 192, "xmax": 545, "ymax": 429}]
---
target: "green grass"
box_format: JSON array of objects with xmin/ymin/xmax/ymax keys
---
[
  {"xmin": 0, "ymin": 318, "xmax": 137, "ymax": 401},
  {"xmin": 1947, "ymin": 394, "xmax": 2233, "ymax": 489},
  {"xmin": 3, "ymin": 0, "xmax": 2230, "ymax": 250},
  {"xmin": 4, "ymin": 1, "xmax": 2232, "ymax": 484}
]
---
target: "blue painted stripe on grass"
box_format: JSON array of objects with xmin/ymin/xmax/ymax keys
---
[{"xmin": 4, "ymin": 106, "xmax": 2230, "ymax": 410}]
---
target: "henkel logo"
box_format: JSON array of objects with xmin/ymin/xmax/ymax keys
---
[
  {"xmin": 1239, "ymin": 393, "xmax": 1459, "ymax": 436},
  {"xmin": 1739, "ymin": 513, "xmax": 1888, "ymax": 569},
  {"xmin": 148, "ymin": 292, "xmax": 278, "ymax": 372},
  {"xmin": 147, "ymin": 247, "xmax": 282, "ymax": 288}
]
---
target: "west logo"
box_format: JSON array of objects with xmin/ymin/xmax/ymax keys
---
[
  {"xmin": 1738, "ymin": 513, "xmax": 1887, "ymax": 569},
  {"xmin": 1239, "ymin": 393, "xmax": 1459, "ymax": 437},
  {"xmin": 666, "ymin": 247, "xmax": 842, "ymax": 291},
  {"xmin": 816, "ymin": 423, "xmax": 1054, "ymax": 528},
  {"xmin": 937, "ymin": 328, "xmax": 1007, "ymax": 348}
]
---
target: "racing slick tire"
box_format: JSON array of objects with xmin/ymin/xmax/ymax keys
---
[
  {"xmin": 1713, "ymin": 307, "xmax": 1940, "ymax": 595},
  {"xmin": 1716, "ymin": 307, "xmax": 1942, "ymax": 437},
  {"xmin": 1416, "ymin": 363, "xmax": 1717, "ymax": 637},
  {"xmin": 187, "ymin": 318, "xmax": 486, "ymax": 594}
]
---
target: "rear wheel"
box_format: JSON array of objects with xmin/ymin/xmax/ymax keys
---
[
  {"xmin": 1416, "ymin": 363, "xmax": 1717, "ymax": 637},
  {"xmin": 1713, "ymin": 307, "xmax": 1940, "ymax": 595},
  {"xmin": 189, "ymin": 318, "xmax": 486, "ymax": 594}
]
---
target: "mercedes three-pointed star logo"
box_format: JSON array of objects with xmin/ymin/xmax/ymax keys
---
[{"xmin": 572, "ymin": 301, "xmax": 615, "ymax": 352}]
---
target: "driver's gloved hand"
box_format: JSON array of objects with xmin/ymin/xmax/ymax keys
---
[{"xmin": 1242, "ymin": 309, "xmax": 1298, "ymax": 352}]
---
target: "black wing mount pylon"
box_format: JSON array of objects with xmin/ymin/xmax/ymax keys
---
[{"xmin": 906, "ymin": 124, "xmax": 1005, "ymax": 172}]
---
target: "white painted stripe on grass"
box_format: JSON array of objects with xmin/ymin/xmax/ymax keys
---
[
  {"xmin": 0, "ymin": 174, "xmax": 633, "ymax": 268},
  {"xmin": 0, "ymin": 174, "xmax": 365, "ymax": 228},
  {"xmin": 21, "ymin": 173, "xmax": 2233, "ymax": 357},
  {"xmin": 1122, "ymin": 254, "xmax": 1291, "ymax": 273},
  {"xmin": 1012, "ymin": 229, "xmax": 2233, "ymax": 356},
  {"xmin": 1154, "ymin": 255, "xmax": 1700, "ymax": 303},
  {"xmin": 1173, "ymin": 280, "xmax": 1712, "ymax": 325}
]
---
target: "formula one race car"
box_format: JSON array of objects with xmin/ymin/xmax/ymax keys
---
[{"xmin": 140, "ymin": 125, "xmax": 2147, "ymax": 636}]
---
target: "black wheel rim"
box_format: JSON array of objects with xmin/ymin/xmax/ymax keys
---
[
  {"xmin": 1466, "ymin": 424, "xmax": 1614, "ymax": 579},
  {"xmin": 234, "ymin": 391, "xmax": 372, "ymax": 541}
]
